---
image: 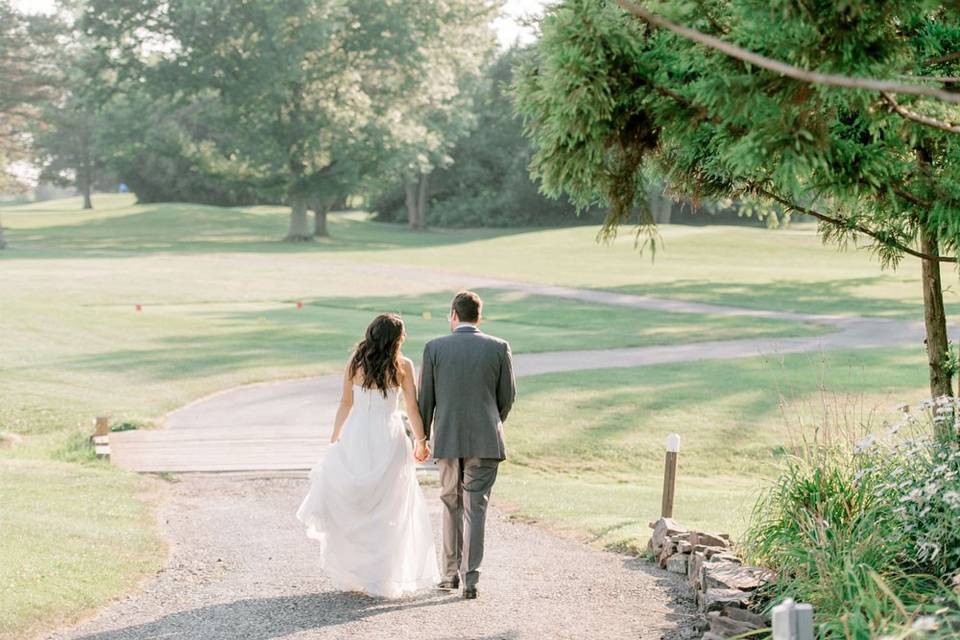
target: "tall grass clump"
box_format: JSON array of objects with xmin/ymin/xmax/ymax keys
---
[{"xmin": 744, "ymin": 396, "xmax": 960, "ymax": 638}]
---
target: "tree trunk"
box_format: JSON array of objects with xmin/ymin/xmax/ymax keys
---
[
  {"xmin": 310, "ymin": 195, "xmax": 335, "ymax": 237},
  {"xmin": 285, "ymin": 196, "xmax": 312, "ymax": 241},
  {"xmin": 80, "ymin": 136, "xmax": 93, "ymax": 210},
  {"xmin": 920, "ymin": 230, "xmax": 954, "ymax": 435},
  {"xmin": 313, "ymin": 207, "xmax": 328, "ymax": 237},
  {"xmin": 649, "ymin": 191, "xmax": 672, "ymax": 224},
  {"xmin": 416, "ymin": 171, "xmax": 429, "ymax": 230},
  {"xmin": 404, "ymin": 179, "xmax": 418, "ymax": 229}
]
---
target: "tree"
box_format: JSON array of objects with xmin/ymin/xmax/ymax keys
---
[
  {"xmin": 84, "ymin": 0, "xmax": 497, "ymax": 240},
  {"xmin": 386, "ymin": 4, "xmax": 498, "ymax": 231},
  {"xmin": 370, "ymin": 46, "xmax": 600, "ymax": 228},
  {"xmin": 33, "ymin": 96, "xmax": 99, "ymax": 210},
  {"xmin": 516, "ymin": 0, "xmax": 960, "ymax": 427},
  {"xmin": 96, "ymin": 90, "xmax": 265, "ymax": 207},
  {"xmin": 0, "ymin": 0, "xmax": 59, "ymax": 247},
  {"xmin": 30, "ymin": 11, "xmax": 105, "ymax": 211}
]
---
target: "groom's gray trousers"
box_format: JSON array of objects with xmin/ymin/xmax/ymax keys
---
[{"xmin": 437, "ymin": 457, "xmax": 500, "ymax": 588}]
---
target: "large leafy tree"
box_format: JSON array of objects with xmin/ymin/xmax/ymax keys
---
[
  {"xmin": 370, "ymin": 46, "xmax": 596, "ymax": 228},
  {"xmin": 31, "ymin": 15, "xmax": 104, "ymax": 211},
  {"xmin": 96, "ymin": 90, "xmax": 265, "ymax": 206},
  {"xmin": 0, "ymin": 0, "xmax": 59, "ymax": 248},
  {"xmin": 517, "ymin": 0, "xmax": 960, "ymax": 429},
  {"xmin": 84, "ymin": 0, "xmax": 496, "ymax": 240},
  {"xmin": 385, "ymin": 3, "xmax": 498, "ymax": 230}
]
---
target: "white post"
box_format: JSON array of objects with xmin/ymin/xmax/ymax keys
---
[
  {"xmin": 772, "ymin": 598, "xmax": 815, "ymax": 640},
  {"xmin": 795, "ymin": 603, "xmax": 814, "ymax": 640},
  {"xmin": 772, "ymin": 599, "xmax": 795, "ymax": 640}
]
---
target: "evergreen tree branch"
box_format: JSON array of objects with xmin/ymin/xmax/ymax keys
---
[
  {"xmin": 615, "ymin": 0, "xmax": 960, "ymax": 105},
  {"xmin": 882, "ymin": 92, "xmax": 960, "ymax": 133},
  {"xmin": 924, "ymin": 51, "xmax": 960, "ymax": 67},
  {"xmin": 900, "ymin": 75, "xmax": 960, "ymax": 84},
  {"xmin": 892, "ymin": 185, "xmax": 933, "ymax": 210},
  {"xmin": 753, "ymin": 186, "xmax": 956, "ymax": 263}
]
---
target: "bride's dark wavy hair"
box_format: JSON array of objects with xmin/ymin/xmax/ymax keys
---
[{"xmin": 349, "ymin": 313, "xmax": 405, "ymax": 397}]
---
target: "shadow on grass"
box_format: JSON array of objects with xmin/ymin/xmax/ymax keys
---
[
  {"xmin": 607, "ymin": 278, "xmax": 945, "ymax": 319},
  {"xmin": 54, "ymin": 288, "xmax": 821, "ymax": 383},
  {"xmin": 2, "ymin": 204, "xmax": 534, "ymax": 258},
  {"xmin": 67, "ymin": 591, "xmax": 465, "ymax": 640},
  {"xmin": 509, "ymin": 348, "xmax": 926, "ymax": 476}
]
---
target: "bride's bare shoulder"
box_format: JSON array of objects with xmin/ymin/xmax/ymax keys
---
[{"xmin": 344, "ymin": 355, "xmax": 363, "ymax": 386}]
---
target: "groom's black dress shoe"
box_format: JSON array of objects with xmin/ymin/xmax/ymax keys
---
[
  {"xmin": 462, "ymin": 587, "xmax": 478, "ymax": 600},
  {"xmin": 437, "ymin": 577, "xmax": 460, "ymax": 590}
]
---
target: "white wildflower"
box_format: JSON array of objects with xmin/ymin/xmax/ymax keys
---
[
  {"xmin": 912, "ymin": 616, "xmax": 940, "ymax": 632},
  {"xmin": 854, "ymin": 434, "xmax": 876, "ymax": 454},
  {"xmin": 918, "ymin": 541, "xmax": 939, "ymax": 559},
  {"xmin": 943, "ymin": 490, "xmax": 960, "ymax": 509},
  {"xmin": 901, "ymin": 488, "xmax": 923, "ymax": 503}
]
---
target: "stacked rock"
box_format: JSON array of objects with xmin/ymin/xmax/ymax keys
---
[{"xmin": 648, "ymin": 518, "xmax": 774, "ymax": 639}]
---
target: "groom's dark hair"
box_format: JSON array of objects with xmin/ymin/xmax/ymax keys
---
[{"xmin": 452, "ymin": 290, "xmax": 482, "ymax": 322}]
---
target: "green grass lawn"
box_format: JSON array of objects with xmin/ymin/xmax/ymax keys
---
[
  {"xmin": 0, "ymin": 194, "xmax": 947, "ymax": 636},
  {"xmin": 0, "ymin": 460, "xmax": 164, "ymax": 640},
  {"xmin": 498, "ymin": 347, "xmax": 930, "ymax": 549},
  {"xmin": 2, "ymin": 283, "xmax": 820, "ymax": 442},
  {"xmin": 3, "ymin": 194, "xmax": 952, "ymax": 320}
]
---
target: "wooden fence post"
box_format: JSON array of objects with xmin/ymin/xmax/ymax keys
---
[
  {"xmin": 94, "ymin": 416, "xmax": 110, "ymax": 437},
  {"xmin": 92, "ymin": 416, "xmax": 111, "ymax": 459},
  {"xmin": 661, "ymin": 433, "xmax": 680, "ymax": 518}
]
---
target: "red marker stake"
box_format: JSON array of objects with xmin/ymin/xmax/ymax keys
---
[
  {"xmin": 135, "ymin": 304, "xmax": 142, "ymax": 312},
  {"xmin": 296, "ymin": 301, "xmax": 303, "ymax": 309}
]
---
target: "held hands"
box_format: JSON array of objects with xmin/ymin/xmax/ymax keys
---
[{"xmin": 413, "ymin": 439, "xmax": 430, "ymax": 463}]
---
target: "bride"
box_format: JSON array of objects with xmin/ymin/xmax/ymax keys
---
[{"xmin": 296, "ymin": 313, "xmax": 440, "ymax": 598}]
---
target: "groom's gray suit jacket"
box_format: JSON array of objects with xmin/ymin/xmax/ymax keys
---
[{"xmin": 418, "ymin": 325, "xmax": 516, "ymax": 460}]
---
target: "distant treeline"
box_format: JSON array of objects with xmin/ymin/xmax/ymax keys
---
[{"xmin": 2, "ymin": 0, "xmax": 770, "ymax": 241}]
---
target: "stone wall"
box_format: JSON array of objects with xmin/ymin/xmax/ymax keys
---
[{"xmin": 649, "ymin": 518, "xmax": 773, "ymax": 639}]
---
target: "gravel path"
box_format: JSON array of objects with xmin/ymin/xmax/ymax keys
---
[{"xmin": 45, "ymin": 474, "xmax": 695, "ymax": 640}]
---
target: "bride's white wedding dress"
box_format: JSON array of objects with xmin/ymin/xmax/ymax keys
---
[{"xmin": 296, "ymin": 384, "xmax": 440, "ymax": 598}]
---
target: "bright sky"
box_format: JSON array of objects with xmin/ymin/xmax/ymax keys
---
[
  {"xmin": 14, "ymin": 0, "xmax": 549, "ymax": 47},
  {"xmin": 493, "ymin": 0, "xmax": 549, "ymax": 47}
]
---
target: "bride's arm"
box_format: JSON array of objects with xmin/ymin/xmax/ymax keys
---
[
  {"xmin": 400, "ymin": 358, "xmax": 427, "ymax": 443},
  {"xmin": 329, "ymin": 359, "xmax": 355, "ymax": 444}
]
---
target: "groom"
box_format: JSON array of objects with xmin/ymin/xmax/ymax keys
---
[{"xmin": 418, "ymin": 290, "xmax": 516, "ymax": 600}]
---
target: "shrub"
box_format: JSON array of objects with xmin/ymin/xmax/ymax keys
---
[{"xmin": 744, "ymin": 399, "xmax": 960, "ymax": 638}]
